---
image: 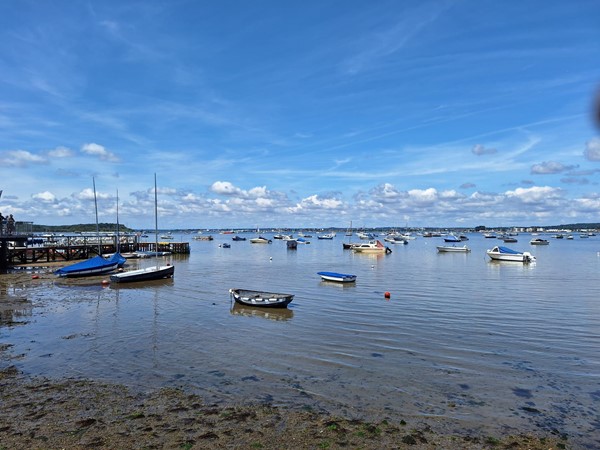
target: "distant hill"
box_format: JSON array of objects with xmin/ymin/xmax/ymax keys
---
[{"xmin": 31, "ymin": 223, "xmax": 134, "ymax": 233}]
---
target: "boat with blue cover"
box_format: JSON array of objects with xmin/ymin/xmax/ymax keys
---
[
  {"xmin": 486, "ymin": 245, "xmax": 535, "ymax": 263},
  {"xmin": 317, "ymin": 272, "xmax": 357, "ymax": 283}
]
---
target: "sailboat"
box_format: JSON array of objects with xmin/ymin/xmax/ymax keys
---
[
  {"xmin": 110, "ymin": 174, "xmax": 174, "ymax": 283},
  {"xmin": 55, "ymin": 179, "xmax": 124, "ymax": 277}
]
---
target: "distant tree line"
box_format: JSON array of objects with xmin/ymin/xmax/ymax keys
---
[{"xmin": 31, "ymin": 223, "xmax": 134, "ymax": 233}]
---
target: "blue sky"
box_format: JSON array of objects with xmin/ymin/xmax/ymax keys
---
[{"xmin": 1, "ymin": 0, "xmax": 599, "ymax": 229}]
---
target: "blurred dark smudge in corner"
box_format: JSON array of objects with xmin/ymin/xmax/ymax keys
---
[{"xmin": 595, "ymin": 86, "xmax": 600, "ymax": 129}]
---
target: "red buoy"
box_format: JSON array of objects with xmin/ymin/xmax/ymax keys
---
[
  {"xmin": 384, "ymin": 291, "xmax": 391, "ymax": 299},
  {"xmin": 31, "ymin": 275, "xmax": 40, "ymax": 280}
]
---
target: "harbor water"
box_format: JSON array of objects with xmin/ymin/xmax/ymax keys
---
[{"xmin": 1, "ymin": 233, "xmax": 599, "ymax": 446}]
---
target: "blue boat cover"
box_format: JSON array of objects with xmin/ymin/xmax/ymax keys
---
[
  {"xmin": 108, "ymin": 252, "xmax": 127, "ymax": 267},
  {"xmin": 55, "ymin": 255, "xmax": 117, "ymax": 276},
  {"xmin": 497, "ymin": 246, "xmax": 522, "ymax": 254},
  {"xmin": 317, "ymin": 271, "xmax": 356, "ymax": 278}
]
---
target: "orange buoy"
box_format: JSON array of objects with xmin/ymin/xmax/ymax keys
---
[
  {"xmin": 384, "ymin": 291, "xmax": 391, "ymax": 299},
  {"xmin": 101, "ymin": 279, "xmax": 110, "ymax": 286}
]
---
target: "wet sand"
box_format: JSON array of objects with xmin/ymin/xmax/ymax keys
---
[{"xmin": 0, "ymin": 269, "xmax": 571, "ymax": 449}]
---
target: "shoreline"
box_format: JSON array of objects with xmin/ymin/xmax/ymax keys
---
[
  {"xmin": 0, "ymin": 270, "xmax": 577, "ymax": 449},
  {"xmin": 0, "ymin": 366, "xmax": 569, "ymax": 449}
]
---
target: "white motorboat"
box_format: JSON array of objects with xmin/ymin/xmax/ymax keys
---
[
  {"xmin": 436, "ymin": 245, "xmax": 471, "ymax": 253},
  {"xmin": 352, "ymin": 240, "xmax": 392, "ymax": 254},
  {"xmin": 250, "ymin": 236, "xmax": 272, "ymax": 244},
  {"xmin": 486, "ymin": 246, "xmax": 535, "ymax": 263},
  {"xmin": 530, "ymin": 238, "xmax": 549, "ymax": 245}
]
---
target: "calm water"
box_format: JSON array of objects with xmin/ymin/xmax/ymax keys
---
[{"xmin": 2, "ymin": 233, "xmax": 599, "ymax": 446}]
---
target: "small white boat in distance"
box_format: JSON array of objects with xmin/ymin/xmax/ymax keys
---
[
  {"xmin": 436, "ymin": 245, "xmax": 471, "ymax": 253},
  {"xmin": 317, "ymin": 272, "xmax": 357, "ymax": 283},
  {"xmin": 250, "ymin": 236, "xmax": 272, "ymax": 244},
  {"xmin": 486, "ymin": 246, "xmax": 536, "ymax": 263},
  {"xmin": 530, "ymin": 238, "xmax": 549, "ymax": 245}
]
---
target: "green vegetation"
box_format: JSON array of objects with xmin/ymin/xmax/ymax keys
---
[{"xmin": 31, "ymin": 223, "xmax": 134, "ymax": 233}]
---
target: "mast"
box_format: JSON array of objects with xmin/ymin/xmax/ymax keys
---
[
  {"xmin": 93, "ymin": 177, "xmax": 101, "ymax": 255},
  {"xmin": 154, "ymin": 173, "xmax": 159, "ymax": 267},
  {"xmin": 116, "ymin": 189, "xmax": 120, "ymax": 254}
]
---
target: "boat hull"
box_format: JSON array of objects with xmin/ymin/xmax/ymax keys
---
[
  {"xmin": 436, "ymin": 245, "xmax": 471, "ymax": 253},
  {"xmin": 486, "ymin": 246, "xmax": 535, "ymax": 263},
  {"xmin": 317, "ymin": 272, "xmax": 357, "ymax": 282},
  {"xmin": 110, "ymin": 265, "xmax": 174, "ymax": 283},
  {"xmin": 229, "ymin": 288, "xmax": 293, "ymax": 308}
]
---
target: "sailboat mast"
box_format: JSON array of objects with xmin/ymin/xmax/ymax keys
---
[
  {"xmin": 116, "ymin": 189, "xmax": 120, "ymax": 253},
  {"xmin": 154, "ymin": 173, "xmax": 159, "ymax": 267},
  {"xmin": 93, "ymin": 177, "xmax": 101, "ymax": 255}
]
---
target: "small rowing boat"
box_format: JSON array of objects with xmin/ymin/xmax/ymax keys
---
[
  {"xmin": 317, "ymin": 272, "xmax": 357, "ymax": 283},
  {"xmin": 229, "ymin": 288, "xmax": 293, "ymax": 308}
]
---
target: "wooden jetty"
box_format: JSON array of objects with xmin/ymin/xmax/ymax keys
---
[{"xmin": 0, "ymin": 234, "xmax": 190, "ymax": 273}]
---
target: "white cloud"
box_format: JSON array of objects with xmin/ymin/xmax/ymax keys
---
[
  {"xmin": 531, "ymin": 161, "xmax": 578, "ymax": 174},
  {"xmin": 47, "ymin": 146, "xmax": 73, "ymax": 158},
  {"xmin": 0, "ymin": 149, "xmax": 48, "ymax": 167},
  {"xmin": 81, "ymin": 143, "xmax": 119, "ymax": 162},
  {"xmin": 32, "ymin": 191, "xmax": 56, "ymax": 202},
  {"xmin": 505, "ymin": 186, "xmax": 562, "ymax": 203}
]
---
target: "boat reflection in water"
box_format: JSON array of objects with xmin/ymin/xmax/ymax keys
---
[{"xmin": 230, "ymin": 303, "xmax": 294, "ymax": 321}]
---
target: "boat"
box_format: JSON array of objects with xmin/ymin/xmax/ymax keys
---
[
  {"xmin": 56, "ymin": 178, "xmax": 123, "ymax": 277},
  {"xmin": 436, "ymin": 245, "xmax": 471, "ymax": 253},
  {"xmin": 530, "ymin": 238, "xmax": 549, "ymax": 245},
  {"xmin": 352, "ymin": 240, "xmax": 392, "ymax": 254},
  {"xmin": 502, "ymin": 237, "xmax": 518, "ymax": 243},
  {"xmin": 219, "ymin": 243, "xmax": 231, "ymax": 248},
  {"xmin": 286, "ymin": 240, "xmax": 297, "ymax": 249},
  {"xmin": 317, "ymin": 233, "xmax": 336, "ymax": 240},
  {"xmin": 229, "ymin": 288, "xmax": 293, "ymax": 308},
  {"xmin": 444, "ymin": 234, "xmax": 461, "ymax": 243},
  {"xmin": 486, "ymin": 246, "xmax": 536, "ymax": 263},
  {"xmin": 296, "ymin": 237, "xmax": 310, "ymax": 244},
  {"xmin": 55, "ymin": 255, "xmax": 120, "ymax": 277},
  {"xmin": 232, "ymin": 235, "xmax": 246, "ymax": 241},
  {"xmin": 110, "ymin": 174, "xmax": 175, "ymax": 283},
  {"xmin": 110, "ymin": 264, "xmax": 174, "ymax": 283},
  {"xmin": 193, "ymin": 235, "xmax": 213, "ymax": 241},
  {"xmin": 317, "ymin": 271, "xmax": 357, "ymax": 283},
  {"xmin": 250, "ymin": 236, "xmax": 272, "ymax": 244}
]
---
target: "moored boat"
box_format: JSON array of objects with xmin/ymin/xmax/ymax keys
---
[
  {"xmin": 352, "ymin": 240, "xmax": 392, "ymax": 254},
  {"xmin": 436, "ymin": 245, "xmax": 471, "ymax": 253},
  {"xmin": 110, "ymin": 264, "xmax": 174, "ymax": 283},
  {"xmin": 232, "ymin": 235, "xmax": 246, "ymax": 241},
  {"xmin": 486, "ymin": 245, "xmax": 535, "ymax": 263},
  {"xmin": 55, "ymin": 255, "xmax": 120, "ymax": 277},
  {"xmin": 317, "ymin": 271, "xmax": 357, "ymax": 283},
  {"xmin": 530, "ymin": 238, "xmax": 549, "ymax": 245},
  {"xmin": 229, "ymin": 288, "xmax": 293, "ymax": 308},
  {"xmin": 250, "ymin": 236, "xmax": 272, "ymax": 244}
]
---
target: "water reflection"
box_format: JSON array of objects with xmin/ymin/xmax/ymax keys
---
[{"xmin": 230, "ymin": 303, "xmax": 294, "ymax": 321}]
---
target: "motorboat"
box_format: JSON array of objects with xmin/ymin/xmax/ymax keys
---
[
  {"xmin": 317, "ymin": 271, "xmax": 357, "ymax": 283},
  {"xmin": 250, "ymin": 236, "xmax": 272, "ymax": 244},
  {"xmin": 352, "ymin": 240, "xmax": 392, "ymax": 254},
  {"xmin": 232, "ymin": 235, "xmax": 246, "ymax": 241},
  {"xmin": 486, "ymin": 246, "xmax": 535, "ymax": 263},
  {"xmin": 444, "ymin": 234, "xmax": 461, "ymax": 243},
  {"xmin": 317, "ymin": 233, "xmax": 336, "ymax": 239},
  {"xmin": 530, "ymin": 238, "xmax": 549, "ymax": 245},
  {"xmin": 436, "ymin": 245, "xmax": 471, "ymax": 253},
  {"xmin": 229, "ymin": 288, "xmax": 293, "ymax": 308}
]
